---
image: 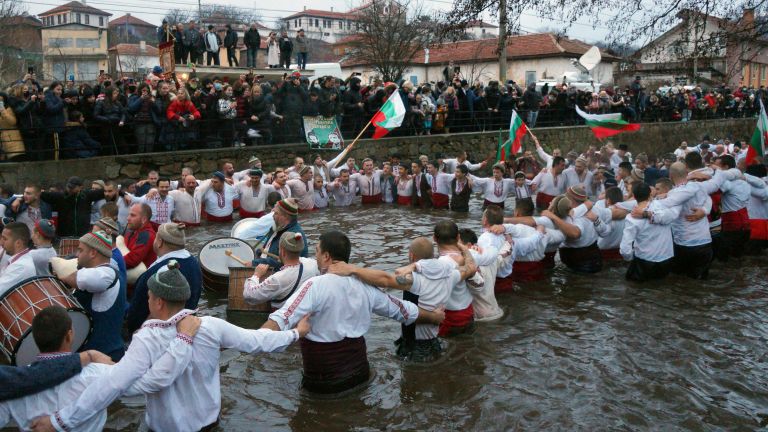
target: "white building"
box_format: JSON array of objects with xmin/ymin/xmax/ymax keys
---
[
  {"xmin": 108, "ymin": 42, "xmax": 158, "ymax": 77},
  {"xmin": 282, "ymin": 7, "xmax": 361, "ymax": 43},
  {"xmin": 465, "ymin": 20, "xmax": 498, "ymax": 39}
]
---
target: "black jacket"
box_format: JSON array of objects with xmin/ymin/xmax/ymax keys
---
[
  {"xmin": 41, "ymin": 188, "xmax": 105, "ymax": 237},
  {"xmin": 224, "ymin": 29, "xmax": 238, "ymax": 48},
  {"xmin": 60, "ymin": 121, "xmax": 100, "ymax": 158},
  {"xmin": 278, "ymin": 36, "xmax": 293, "ymax": 53},
  {"xmin": 244, "ymin": 29, "xmax": 261, "ymax": 48}
]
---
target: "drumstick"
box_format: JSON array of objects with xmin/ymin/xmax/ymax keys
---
[
  {"xmin": 254, "ymin": 248, "xmax": 281, "ymax": 261},
  {"xmin": 225, "ymin": 250, "xmax": 251, "ymax": 266}
]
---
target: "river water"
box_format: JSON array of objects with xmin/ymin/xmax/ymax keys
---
[{"xmin": 101, "ymin": 198, "xmax": 768, "ymax": 431}]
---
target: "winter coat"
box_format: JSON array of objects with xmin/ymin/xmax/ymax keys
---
[
  {"xmin": 244, "ymin": 29, "xmax": 261, "ymax": 48},
  {"xmin": 94, "ymin": 99, "xmax": 126, "ymax": 124},
  {"xmin": 248, "ymin": 96, "xmax": 271, "ymax": 129},
  {"xmin": 204, "ymin": 31, "xmax": 221, "ymax": 53},
  {"xmin": 318, "ymin": 86, "xmax": 340, "ymax": 117},
  {"xmin": 522, "ymin": 84, "xmax": 542, "ymax": 111},
  {"xmin": 224, "ymin": 29, "xmax": 238, "ymax": 49},
  {"xmin": 217, "ymin": 96, "xmax": 237, "ymax": 119},
  {"xmin": 294, "ymin": 36, "xmax": 309, "ymax": 53},
  {"xmin": 0, "ymin": 98, "xmax": 24, "ymax": 159},
  {"xmin": 167, "ymin": 99, "xmax": 201, "ymax": 121},
  {"xmin": 127, "ymin": 94, "xmax": 159, "ymax": 123},
  {"xmin": 183, "ymin": 28, "xmax": 201, "ymax": 49},
  {"xmin": 60, "ymin": 121, "xmax": 100, "ymax": 158},
  {"xmin": 8, "ymin": 97, "xmax": 41, "ymax": 130},
  {"xmin": 40, "ymin": 188, "xmax": 105, "ymax": 237},
  {"xmin": 42, "ymin": 90, "xmax": 66, "ymax": 133},
  {"xmin": 278, "ymin": 36, "xmax": 293, "ymax": 53},
  {"xmin": 276, "ymin": 83, "xmax": 307, "ymax": 115},
  {"xmin": 267, "ymin": 40, "xmax": 280, "ymax": 65}
]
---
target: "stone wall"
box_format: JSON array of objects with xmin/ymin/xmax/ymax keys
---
[{"xmin": 0, "ymin": 118, "xmax": 754, "ymax": 189}]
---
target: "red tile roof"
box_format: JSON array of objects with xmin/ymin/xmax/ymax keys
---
[
  {"xmin": 283, "ymin": 9, "xmax": 356, "ymax": 21},
  {"xmin": 108, "ymin": 43, "xmax": 159, "ymax": 56},
  {"xmin": 341, "ymin": 33, "xmax": 619, "ymax": 66},
  {"xmin": 0, "ymin": 14, "xmax": 43, "ymax": 27},
  {"xmin": 39, "ymin": 1, "xmax": 111, "ymax": 17},
  {"xmin": 109, "ymin": 14, "xmax": 155, "ymax": 28}
]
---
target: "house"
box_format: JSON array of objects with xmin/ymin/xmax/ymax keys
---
[
  {"xmin": 109, "ymin": 14, "xmax": 157, "ymax": 46},
  {"xmin": 341, "ymin": 32, "xmax": 617, "ymax": 87},
  {"xmin": 619, "ymin": 8, "xmax": 768, "ymax": 88},
  {"xmin": 109, "ymin": 42, "xmax": 159, "ymax": 77},
  {"xmin": 465, "ymin": 20, "xmax": 498, "ymax": 39},
  {"xmin": 0, "ymin": 13, "xmax": 43, "ymax": 86},
  {"xmin": 282, "ymin": 7, "xmax": 361, "ymax": 43},
  {"xmin": 38, "ymin": 1, "xmax": 112, "ymax": 82}
]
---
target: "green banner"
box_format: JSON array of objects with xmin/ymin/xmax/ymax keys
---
[{"xmin": 303, "ymin": 116, "xmax": 344, "ymax": 150}]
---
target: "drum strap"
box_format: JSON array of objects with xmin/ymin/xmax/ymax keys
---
[
  {"xmin": 275, "ymin": 263, "xmax": 304, "ymax": 303},
  {"xmin": 97, "ymin": 263, "xmax": 120, "ymax": 290}
]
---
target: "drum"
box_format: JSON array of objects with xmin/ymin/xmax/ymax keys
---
[
  {"xmin": 227, "ymin": 267, "xmax": 271, "ymax": 313},
  {"xmin": 57, "ymin": 238, "xmax": 80, "ymax": 257},
  {"xmin": 0, "ymin": 276, "xmax": 91, "ymax": 366},
  {"xmin": 231, "ymin": 216, "xmax": 275, "ymax": 247},
  {"xmin": 199, "ymin": 237, "xmax": 255, "ymax": 293},
  {"xmin": 49, "ymin": 257, "xmax": 78, "ymax": 279}
]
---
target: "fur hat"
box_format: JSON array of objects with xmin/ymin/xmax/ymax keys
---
[
  {"xmin": 148, "ymin": 260, "xmax": 190, "ymax": 303},
  {"xmin": 79, "ymin": 231, "xmax": 112, "ymax": 257},
  {"xmin": 279, "ymin": 232, "xmax": 304, "ymax": 253},
  {"xmin": 157, "ymin": 223, "xmax": 186, "ymax": 247}
]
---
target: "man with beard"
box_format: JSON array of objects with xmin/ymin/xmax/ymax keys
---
[
  {"xmin": 563, "ymin": 156, "xmax": 594, "ymax": 190},
  {"xmin": 329, "ymin": 169, "xmax": 358, "ymax": 207},
  {"xmin": 271, "ymin": 170, "xmax": 292, "ymax": 199},
  {"xmin": 129, "ymin": 178, "xmax": 174, "ymax": 230},
  {"xmin": 168, "ymin": 175, "xmax": 202, "ymax": 227},
  {"xmin": 0, "ymin": 222, "xmax": 35, "ymax": 295},
  {"xmin": 252, "ymin": 198, "xmax": 308, "ymax": 269},
  {"xmin": 235, "ymin": 169, "xmax": 271, "ymax": 218},
  {"xmin": 134, "ymin": 171, "xmax": 159, "ymax": 197},
  {"xmin": 123, "ymin": 203, "xmax": 157, "ymax": 272},
  {"xmin": 199, "ymin": 172, "xmax": 239, "ymax": 223},
  {"xmin": 234, "ymin": 156, "xmax": 262, "ymax": 182},
  {"xmin": 7, "ymin": 184, "xmax": 51, "ymax": 232},
  {"xmin": 40, "ymin": 177, "xmax": 105, "ymax": 237},
  {"xmin": 531, "ymin": 156, "xmax": 567, "ymax": 211},
  {"xmin": 102, "ymin": 181, "xmax": 130, "ymax": 228},
  {"xmin": 287, "ymin": 166, "xmax": 316, "ymax": 211},
  {"xmin": 351, "ymin": 158, "xmax": 384, "ymax": 205}
]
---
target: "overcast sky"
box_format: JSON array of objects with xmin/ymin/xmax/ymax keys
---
[{"xmin": 22, "ymin": 0, "xmax": 613, "ymax": 43}]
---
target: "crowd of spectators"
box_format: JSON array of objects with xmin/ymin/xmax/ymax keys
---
[{"xmin": 0, "ymin": 68, "xmax": 766, "ymax": 162}]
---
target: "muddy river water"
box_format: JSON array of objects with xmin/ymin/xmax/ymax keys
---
[{"xmin": 101, "ymin": 198, "xmax": 768, "ymax": 431}]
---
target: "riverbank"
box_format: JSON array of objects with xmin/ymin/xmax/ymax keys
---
[{"xmin": 0, "ymin": 117, "xmax": 754, "ymax": 189}]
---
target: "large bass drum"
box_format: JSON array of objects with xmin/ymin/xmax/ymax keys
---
[
  {"xmin": 0, "ymin": 276, "xmax": 91, "ymax": 366},
  {"xmin": 199, "ymin": 237, "xmax": 255, "ymax": 293}
]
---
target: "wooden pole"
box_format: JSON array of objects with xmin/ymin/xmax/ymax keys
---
[
  {"xmin": 498, "ymin": 0, "xmax": 508, "ymax": 83},
  {"xmin": 347, "ymin": 117, "xmax": 374, "ymax": 149},
  {"xmin": 53, "ymin": 132, "xmax": 59, "ymax": 161},
  {"xmin": 225, "ymin": 250, "xmax": 251, "ymax": 266}
]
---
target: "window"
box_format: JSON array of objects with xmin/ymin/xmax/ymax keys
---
[
  {"xmin": 49, "ymin": 37, "xmax": 73, "ymax": 48},
  {"xmin": 57, "ymin": 14, "xmax": 61, "ymax": 24},
  {"xmin": 63, "ymin": 14, "xmax": 67, "ymax": 23},
  {"xmin": 85, "ymin": 15, "xmax": 89, "ymax": 24},
  {"xmin": 525, "ymin": 71, "xmax": 536, "ymax": 86},
  {"xmin": 482, "ymin": 29, "xmax": 485, "ymax": 34},
  {"xmin": 286, "ymin": 21, "xmax": 290, "ymax": 29},
  {"xmin": 76, "ymin": 13, "xmax": 81, "ymax": 23},
  {"xmin": 76, "ymin": 38, "xmax": 100, "ymax": 48},
  {"xmin": 338, "ymin": 21, "xmax": 342, "ymax": 29},
  {"xmin": 52, "ymin": 62, "xmax": 76, "ymax": 81},
  {"xmin": 315, "ymin": 19, "xmax": 318, "ymax": 27},
  {"xmin": 99, "ymin": 16, "xmax": 103, "ymax": 26},
  {"xmin": 347, "ymin": 21, "xmax": 351, "ymax": 29},
  {"xmin": 76, "ymin": 60, "xmax": 98, "ymax": 81},
  {"xmin": 762, "ymin": 65, "xmax": 767, "ymax": 80}
]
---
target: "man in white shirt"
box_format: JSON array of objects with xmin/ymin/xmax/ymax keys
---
[
  {"xmin": 29, "ymin": 219, "xmax": 57, "ymax": 276},
  {"xmin": 496, "ymin": 199, "xmax": 562, "ymax": 281},
  {"xmin": 235, "ymin": 169, "xmax": 271, "ymax": 218},
  {"xmin": 0, "ymin": 222, "xmax": 34, "ymax": 296},
  {"xmin": 540, "ymin": 191, "xmax": 604, "ymax": 273},
  {"xmin": 130, "ymin": 178, "xmax": 174, "ymax": 230},
  {"xmin": 351, "ymin": 158, "xmax": 383, "ymax": 204},
  {"xmin": 233, "ymin": 156, "xmax": 262, "ymax": 182},
  {"xmin": 531, "ymin": 156, "xmax": 567, "ymax": 211},
  {"xmin": 621, "ymin": 182, "xmax": 679, "ymax": 281},
  {"xmin": 202, "ymin": 171, "xmax": 238, "ymax": 222},
  {"xmin": 271, "ymin": 170, "xmax": 292, "ymax": 199},
  {"xmin": 262, "ymin": 230, "xmax": 445, "ymax": 393},
  {"xmin": 40, "ymin": 262, "xmax": 309, "ymax": 432},
  {"xmin": 244, "ymin": 232, "xmax": 320, "ymax": 309},
  {"xmin": 168, "ymin": 175, "xmax": 202, "ymax": 226},
  {"xmin": 286, "ymin": 166, "xmax": 316, "ymax": 211},
  {"xmin": 426, "ymin": 161, "xmax": 453, "ymax": 209},
  {"xmin": 433, "ymin": 221, "xmax": 480, "ymax": 336},
  {"xmin": 8, "ymin": 184, "xmax": 46, "ymax": 232},
  {"xmin": 471, "ymin": 163, "xmax": 516, "ymax": 210},
  {"xmin": 3, "ymin": 305, "xmax": 200, "ymax": 432},
  {"xmin": 327, "ymin": 236, "xmax": 468, "ymax": 362},
  {"xmin": 285, "ymin": 157, "xmax": 305, "ymax": 180},
  {"xmin": 329, "ymin": 169, "xmax": 358, "ymax": 207},
  {"xmin": 441, "ymin": 150, "xmax": 487, "ymax": 174},
  {"xmin": 562, "ymin": 156, "xmax": 594, "ymax": 191},
  {"xmin": 590, "ymin": 187, "xmax": 635, "ymax": 261}
]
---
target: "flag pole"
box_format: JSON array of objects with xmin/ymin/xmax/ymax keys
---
[{"xmin": 347, "ymin": 117, "xmax": 374, "ymax": 150}]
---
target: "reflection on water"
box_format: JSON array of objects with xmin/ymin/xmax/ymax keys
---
[{"xmin": 106, "ymin": 197, "xmax": 768, "ymax": 431}]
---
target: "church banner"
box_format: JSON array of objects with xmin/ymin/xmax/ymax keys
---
[
  {"xmin": 303, "ymin": 116, "xmax": 344, "ymax": 150},
  {"xmin": 158, "ymin": 41, "xmax": 175, "ymax": 74}
]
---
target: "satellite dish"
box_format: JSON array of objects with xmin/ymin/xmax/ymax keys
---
[{"xmin": 578, "ymin": 46, "xmax": 602, "ymax": 72}]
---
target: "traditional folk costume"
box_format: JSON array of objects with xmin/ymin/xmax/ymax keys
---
[
  {"xmin": 620, "ymin": 200, "xmax": 680, "ymax": 281},
  {"xmin": 330, "ymin": 180, "xmax": 358, "ymax": 207},
  {"xmin": 429, "ymin": 172, "xmax": 453, "ymax": 209},
  {"xmin": 270, "ymin": 273, "xmax": 419, "ymax": 394},
  {"xmin": 437, "ymin": 253, "xmax": 475, "ymax": 337},
  {"xmin": 168, "ymin": 189, "xmax": 202, "ymax": 227},
  {"xmin": 131, "ymin": 194, "xmax": 175, "ymax": 231},
  {"xmin": 286, "ymin": 178, "xmax": 316, "ymax": 211},
  {"xmin": 0, "ymin": 247, "xmax": 34, "ymax": 297},
  {"xmin": 531, "ymin": 170, "xmax": 566, "ymax": 211},
  {"xmin": 351, "ymin": 170, "xmax": 383, "ymax": 204},
  {"xmin": 235, "ymin": 176, "xmax": 270, "ymax": 218},
  {"xmin": 450, "ymin": 177, "xmax": 472, "ymax": 212},
  {"xmin": 471, "ymin": 176, "xmax": 515, "ymax": 210}
]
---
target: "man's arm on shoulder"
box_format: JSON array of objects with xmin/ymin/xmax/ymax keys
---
[{"xmin": 0, "ymin": 353, "xmax": 81, "ymax": 402}]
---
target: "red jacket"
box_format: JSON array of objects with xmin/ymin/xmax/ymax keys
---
[
  {"xmin": 124, "ymin": 221, "xmax": 157, "ymax": 269},
  {"xmin": 166, "ymin": 99, "xmax": 201, "ymax": 121}
]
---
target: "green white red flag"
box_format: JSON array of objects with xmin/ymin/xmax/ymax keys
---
[
  {"xmin": 747, "ymin": 99, "xmax": 767, "ymax": 165},
  {"xmin": 372, "ymin": 93, "xmax": 406, "ymax": 139},
  {"xmin": 497, "ymin": 110, "xmax": 527, "ymax": 162},
  {"xmin": 576, "ymin": 105, "xmax": 641, "ymax": 140}
]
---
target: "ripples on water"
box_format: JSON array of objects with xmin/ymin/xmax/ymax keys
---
[{"xmin": 103, "ymin": 197, "xmax": 768, "ymax": 431}]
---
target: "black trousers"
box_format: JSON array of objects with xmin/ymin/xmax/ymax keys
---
[
  {"xmin": 672, "ymin": 243, "xmax": 712, "ymax": 280},
  {"xmin": 206, "ymin": 51, "xmax": 220, "ymax": 66},
  {"xmin": 626, "ymin": 257, "xmax": 672, "ymax": 282}
]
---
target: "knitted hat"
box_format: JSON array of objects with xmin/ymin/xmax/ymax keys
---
[
  {"xmin": 575, "ymin": 156, "xmax": 587, "ymax": 165},
  {"xmin": 79, "ymin": 231, "xmax": 113, "ymax": 257},
  {"xmin": 248, "ymin": 156, "xmax": 261, "ymax": 164},
  {"xmin": 566, "ymin": 186, "xmax": 587, "ymax": 203},
  {"xmin": 275, "ymin": 198, "xmax": 299, "ymax": 216},
  {"xmin": 567, "ymin": 151, "xmax": 579, "ymax": 159},
  {"xmin": 635, "ymin": 153, "xmax": 648, "ymax": 164},
  {"xmin": 514, "ymin": 171, "xmax": 526, "ymax": 179},
  {"xmin": 299, "ymin": 166, "xmax": 312, "ymax": 176},
  {"xmin": 157, "ymin": 223, "xmax": 186, "ymax": 247},
  {"xmin": 66, "ymin": 176, "xmax": 83, "ymax": 188},
  {"xmin": 551, "ymin": 195, "xmax": 572, "ymax": 219},
  {"xmin": 279, "ymin": 232, "xmax": 304, "ymax": 253},
  {"xmin": 249, "ymin": 168, "xmax": 263, "ymax": 177},
  {"xmin": 630, "ymin": 168, "xmax": 645, "ymax": 183},
  {"xmin": 148, "ymin": 260, "xmax": 190, "ymax": 302},
  {"xmin": 95, "ymin": 217, "xmax": 118, "ymax": 235},
  {"xmin": 212, "ymin": 171, "xmax": 226, "ymax": 181},
  {"xmin": 35, "ymin": 219, "xmax": 56, "ymax": 240},
  {"xmin": 92, "ymin": 180, "xmax": 106, "ymax": 189}
]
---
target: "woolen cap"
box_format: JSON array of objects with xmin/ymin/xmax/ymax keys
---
[
  {"xmin": 279, "ymin": 232, "xmax": 304, "ymax": 253},
  {"xmin": 249, "ymin": 168, "xmax": 263, "ymax": 177},
  {"xmin": 95, "ymin": 217, "xmax": 118, "ymax": 235},
  {"xmin": 35, "ymin": 219, "xmax": 56, "ymax": 240},
  {"xmin": 157, "ymin": 223, "xmax": 186, "ymax": 247},
  {"xmin": 566, "ymin": 186, "xmax": 587, "ymax": 203},
  {"xmin": 67, "ymin": 176, "xmax": 83, "ymax": 187},
  {"xmin": 148, "ymin": 260, "xmax": 190, "ymax": 302},
  {"xmin": 275, "ymin": 198, "xmax": 299, "ymax": 216},
  {"xmin": 79, "ymin": 231, "xmax": 113, "ymax": 257},
  {"xmin": 248, "ymin": 156, "xmax": 261, "ymax": 164},
  {"xmin": 212, "ymin": 171, "xmax": 226, "ymax": 181},
  {"xmin": 551, "ymin": 195, "xmax": 572, "ymax": 219},
  {"xmin": 630, "ymin": 168, "xmax": 645, "ymax": 183},
  {"xmin": 92, "ymin": 180, "xmax": 106, "ymax": 189}
]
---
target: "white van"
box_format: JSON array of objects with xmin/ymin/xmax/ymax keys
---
[{"xmin": 290, "ymin": 63, "xmax": 343, "ymax": 81}]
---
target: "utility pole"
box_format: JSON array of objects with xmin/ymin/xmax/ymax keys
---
[
  {"xmin": 498, "ymin": 0, "xmax": 508, "ymax": 83},
  {"xmin": 198, "ymin": 0, "xmax": 202, "ymax": 25}
]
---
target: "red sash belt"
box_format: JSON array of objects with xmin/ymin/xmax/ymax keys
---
[
  {"xmin": 432, "ymin": 193, "xmax": 449, "ymax": 209},
  {"xmin": 238, "ymin": 209, "xmax": 265, "ymax": 219},
  {"xmin": 750, "ymin": 219, "xmax": 768, "ymax": 240},
  {"xmin": 509, "ymin": 260, "xmax": 546, "ymax": 282},
  {"xmin": 721, "ymin": 208, "xmax": 750, "ymax": 232},
  {"xmin": 494, "ymin": 276, "xmax": 515, "ymax": 294},
  {"xmin": 205, "ymin": 213, "xmax": 233, "ymax": 222},
  {"xmin": 483, "ymin": 199, "xmax": 504, "ymax": 209},
  {"xmin": 233, "ymin": 198, "xmax": 241, "ymax": 210},
  {"xmin": 361, "ymin": 194, "xmax": 382, "ymax": 204},
  {"xmin": 397, "ymin": 196, "xmax": 412, "ymax": 206},
  {"xmin": 300, "ymin": 336, "xmax": 369, "ymax": 394},
  {"xmin": 600, "ymin": 248, "xmax": 623, "ymax": 261},
  {"xmin": 536, "ymin": 192, "xmax": 556, "ymax": 210},
  {"xmin": 438, "ymin": 304, "xmax": 474, "ymax": 337}
]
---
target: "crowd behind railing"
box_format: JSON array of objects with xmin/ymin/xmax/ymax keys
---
[{"xmin": 0, "ymin": 70, "xmax": 766, "ymax": 161}]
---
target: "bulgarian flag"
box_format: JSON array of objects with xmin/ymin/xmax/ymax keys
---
[
  {"xmin": 747, "ymin": 99, "xmax": 767, "ymax": 165},
  {"xmin": 576, "ymin": 105, "xmax": 641, "ymax": 140},
  {"xmin": 508, "ymin": 109, "xmax": 527, "ymax": 154},
  {"xmin": 496, "ymin": 130, "xmax": 511, "ymax": 162},
  {"xmin": 372, "ymin": 92, "xmax": 406, "ymax": 139}
]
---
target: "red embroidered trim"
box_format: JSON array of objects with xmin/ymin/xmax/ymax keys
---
[
  {"xmin": 281, "ymin": 280, "xmax": 312, "ymax": 325},
  {"xmin": 176, "ymin": 333, "xmax": 194, "ymax": 345},
  {"xmin": 388, "ymin": 295, "xmax": 409, "ymax": 320}
]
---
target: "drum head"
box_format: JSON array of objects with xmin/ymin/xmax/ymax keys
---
[
  {"xmin": 199, "ymin": 237, "xmax": 255, "ymax": 276},
  {"xmin": 14, "ymin": 309, "xmax": 91, "ymax": 366},
  {"xmin": 231, "ymin": 218, "xmax": 259, "ymax": 239}
]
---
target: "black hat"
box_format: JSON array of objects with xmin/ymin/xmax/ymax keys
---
[
  {"xmin": 66, "ymin": 176, "xmax": 83, "ymax": 188},
  {"xmin": 618, "ymin": 144, "xmax": 628, "ymax": 151}
]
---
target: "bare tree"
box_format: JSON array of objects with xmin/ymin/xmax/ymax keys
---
[
  {"xmin": 196, "ymin": 5, "xmax": 262, "ymax": 26},
  {"xmin": 164, "ymin": 8, "xmax": 192, "ymax": 25},
  {"xmin": 346, "ymin": 0, "xmax": 442, "ymax": 82},
  {"xmin": 0, "ymin": 0, "xmax": 28, "ymax": 87}
]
